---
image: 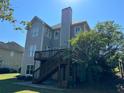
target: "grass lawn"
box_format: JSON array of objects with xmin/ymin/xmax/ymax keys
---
[
  {"xmin": 0, "ymin": 73, "xmax": 66, "ymax": 93},
  {"xmin": 0, "ymin": 73, "xmax": 123, "ymax": 93}
]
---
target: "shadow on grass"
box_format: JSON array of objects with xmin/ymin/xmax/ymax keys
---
[
  {"xmin": 0, "ymin": 73, "xmax": 124, "ymax": 93},
  {"xmin": 0, "ymin": 74, "xmax": 59, "ymax": 93},
  {"xmin": 0, "ymin": 78, "xmax": 37, "ymax": 93},
  {"xmin": 0, "ymin": 77, "xmax": 66, "ymax": 93}
]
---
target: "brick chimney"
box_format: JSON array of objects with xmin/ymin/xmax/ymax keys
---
[{"xmin": 60, "ymin": 7, "xmax": 72, "ymax": 48}]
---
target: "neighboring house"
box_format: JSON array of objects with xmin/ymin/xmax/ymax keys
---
[
  {"xmin": 0, "ymin": 41, "xmax": 24, "ymax": 71},
  {"xmin": 21, "ymin": 7, "xmax": 90, "ymax": 87}
]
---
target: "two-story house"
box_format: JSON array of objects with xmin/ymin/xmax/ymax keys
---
[
  {"xmin": 0, "ymin": 41, "xmax": 24, "ymax": 71},
  {"xmin": 21, "ymin": 7, "xmax": 90, "ymax": 87}
]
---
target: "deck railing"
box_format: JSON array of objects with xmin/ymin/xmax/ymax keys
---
[
  {"xmin": 33, "ymin": 49, "xmax": 65, "ymax": 83},
  {"xmin": 34, "ymin": 49, "xmax": 65, "ymax": 60}
]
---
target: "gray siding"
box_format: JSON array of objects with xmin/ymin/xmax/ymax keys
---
[
  {"xmin": 21, "ymin": 18, "xmax": 45, "ymax": 75},
  {"xmin": 21, "ymin": 8, "xmax": 90, "ymax": 76}
]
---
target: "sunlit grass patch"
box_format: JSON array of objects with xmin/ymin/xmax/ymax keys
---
[
  {"xmin": 0, "ymin": 73, "xmax": 62, "ymax": 93},
  {"xmin": 0, "ymin": 73, "xmax": 19, "ymax": 80},
  {"xmin": 15, "ymin": 90, "xmax": 40, "ymax": 93}
]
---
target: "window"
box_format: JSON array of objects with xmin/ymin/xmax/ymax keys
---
[
  {"xmin": 10, "ymin": 51, "xmax": 14, "ymax": 57},
  {"xmin": 46, "ymin": 30, "xmax": 50, "ymax": 38},
  {"xmin": 26, "ymin": 65, "xmax": 34, "ymax": 75},
  {"xmin": 54, "ymin": 31, "xmax": 59, "ymax": 39},
  {"xmin": 29, "ymin": 45, "xmax": 36, "ymax": 57},
  {"xmin": 46, "ymin": 28, "xmax": 52, "ymax": 39},
  {"xmin": 74, "ymin": 26, "xmax": 81, "ymax": 36},
  {"xmin": 32, "ymin": 27, "xmax": 39, "ymax": 37}
]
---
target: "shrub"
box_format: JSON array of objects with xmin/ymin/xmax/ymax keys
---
[
  {"xmin": 0, "ymin": 68, "xmax": 17, "ymax": 74},
  {"xmin": 0, "ymin": 68, "xmax": 10, "ymax": 74},
  {"xmin": 16, "ymin": 75, "xmax": 32, "ymax": 81},
  {"xmin": 10, "ymin": 69, "xmax": 17, "ymax": 73},
  {"xmin": 18, "ymin": 67, "xmax": 21, "ymax": 73}
]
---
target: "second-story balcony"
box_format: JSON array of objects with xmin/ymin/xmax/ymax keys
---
[{"xmin": 34, "ymin": 49, "xmax": 65, "ymax": 61}]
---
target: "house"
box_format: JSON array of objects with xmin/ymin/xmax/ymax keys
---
[
  {"xmin": 21, "ymin": 7, "xmax": 90, "ymax": 87},
  {"xmin": 0, "ymin": 41, "xmax": 24, "ymax": 71}
]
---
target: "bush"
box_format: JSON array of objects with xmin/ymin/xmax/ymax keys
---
[
  {"xmin": 18, "ymin": 67, "xmax": 21, "ymax": 73},
  {"xmin": 10, "ymin": 69, "xmax": 17, "ymax": 73},
  {"xmin": 16, "ymin": 75, "xmax": 32, "ymax": 81},
  {"xmin": 0, "ymin": 68, "xmax": 17, "ymax": 74},
  {"xmin": 0, "ymin": 68, "xmax": 10, "ymax": 74}
]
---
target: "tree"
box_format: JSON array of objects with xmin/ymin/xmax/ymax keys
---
[
  {"xmin": 70, "ymin": 21, "xmax": 124, "ymax": 83},
  {"xmin": 0, "ymin": 0, "xmax": 14, "ymax": 22},
  {"xmin": 0, "ymin": 0, "xmax": 31, "ymax": 30}
]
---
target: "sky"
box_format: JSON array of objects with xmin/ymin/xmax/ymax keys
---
[{"xmin": 0, "ymin": 0, "xmax": 124, "ymax": 47}]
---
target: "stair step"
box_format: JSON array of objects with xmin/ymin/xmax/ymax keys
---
[{"xmin": 33, "ymin": 49, "xmax": 67, "ymax": 84}]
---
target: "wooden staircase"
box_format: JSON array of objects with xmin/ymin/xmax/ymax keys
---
[{"xmin": 32, "ymin": 49, "xmax": 68, "ymax": 84}]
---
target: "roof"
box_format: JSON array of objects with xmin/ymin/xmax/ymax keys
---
[
  {"xmin": 0, "ymin": 41, "xmax": 24, "ymax": 53},
  {"xmin": 52, "ymin": 20, "xmax": 87, "ymax": 30},
  {"xmin": 30, "ymin": 16, "xmax": 88, "ymax": 30}
]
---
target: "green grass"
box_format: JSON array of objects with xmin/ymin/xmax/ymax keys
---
[
  {"xmin": 0, "ymin": 73, "xmax": 122, "ymax": 93},
  {"xmin": 0, "ymin": 73, "xmax": 65, "ymax": 93}
]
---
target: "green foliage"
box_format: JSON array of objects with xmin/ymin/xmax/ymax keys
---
[
  {"xmin": 0, "ymin": 0, "xmax": 14, "ymax": 22},
  {"xmin": 70, "ymin": 21, "xmax": 124, "ymax": 82},
  {"xmin": 0, "ymin": 0, "xmax": 31, "ymax": 30},
  {"xmin": 71, "ymin": 31, "xmax": 106, "ymax": 64}
]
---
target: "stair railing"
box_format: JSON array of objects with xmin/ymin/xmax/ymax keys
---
[{"xmin": 33, "ymin": 49, "xmax": 65, "ymax": 83}]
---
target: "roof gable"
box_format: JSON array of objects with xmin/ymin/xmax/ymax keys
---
[{"xmin": 0, "ymin": 41, "xmax": 24, "ymax": 53}]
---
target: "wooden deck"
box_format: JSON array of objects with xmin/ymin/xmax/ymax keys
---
[{"xmin": 33, "ymin": 49, "xmax": 71, "ymax": 88}]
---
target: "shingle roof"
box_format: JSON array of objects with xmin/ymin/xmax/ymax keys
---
[
  {"xmin": 30, "ymin": 16, "xmax": 88, "ymax": 30},
  {"xmin": 0, "ymin": 41, "xmax": 24, "ymax": 53},
  {"xmin": 52, "ymin": 20, "xmax": 86, "ymax": 30}
]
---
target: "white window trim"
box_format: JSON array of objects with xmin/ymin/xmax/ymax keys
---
[
  {"xmin": 10, "ymin": 51, "xmax": 14, "ymax": 57},
  {"xmin": 26, "ymin": 64, "xmax": 34, "ymax": 75},
  {"xmin": 32, "ymin": 27, "xmax": 39, "ymax": 37},
  {"xmin": 54, "ymin": 31, "xmax": 59, "ymax": 40},
  {"xmin": 46, "ymin": 28, "xmax": 52, "ymax": 39},
  {"xmin": 74, "ymin": 26, "xmax": 81, "ymax": 36},
  {"xmin": 29, "ymin": 45, "xmax": 37, "ymax": 57}
]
